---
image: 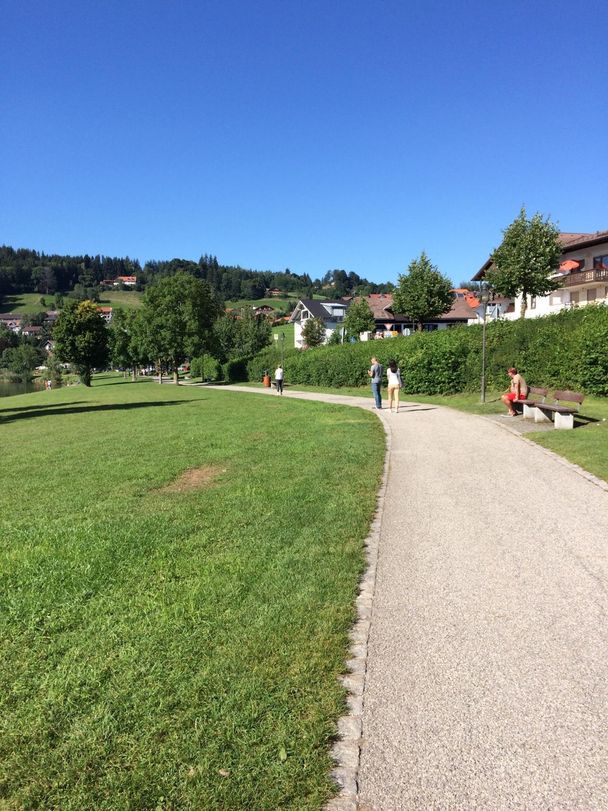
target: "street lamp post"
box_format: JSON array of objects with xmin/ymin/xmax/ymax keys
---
[
  {"xmin": 478, "ymin": 285, "xmax": 494, "ymax": 404},
  {"xmin": 280, "ymin": 332, "xmax": 285, "ymax": 366}
]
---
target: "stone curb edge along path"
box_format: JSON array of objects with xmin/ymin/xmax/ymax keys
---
[{"xmin": 325, "ymin": 409, "xmax": 393, "ymax": 811}]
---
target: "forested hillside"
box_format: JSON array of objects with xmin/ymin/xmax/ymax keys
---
[{"xmin": 0, "ymin": 246, "xmax": 393, "ymax": 304}]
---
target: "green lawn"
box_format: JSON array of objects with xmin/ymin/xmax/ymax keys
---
[
  {"xmin": 239, "ymin": 383, "xmax": 608, "ymax": 484},
  {"xmin": 271, "ymin": 322, "xmax": 294, "ymax": 345},
  {"xmin": 0, "ymin": 293, "xmax": 53, "ymax": 314},
  {"xmin": 0, "ymin": 377, "xmax": 384, "ymax": 809},
  {"xmin": 0, "ymin": 291, "xmax": 143, "ymax": 314},
  {"xmin": 225, "ymin": 297, "xmax": 295, "ymax": 311},
  {"xmin": 97, "ymin": 290, "xmax": 143, "ymax": 309}
]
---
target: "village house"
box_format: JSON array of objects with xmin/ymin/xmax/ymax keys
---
[
  {"xmin": 0, "ymin": 313, "xmax": 25, "ymax": 333},
  {"xmin": 253, "ymin": 305, "xmax": 275, "ymax": 318},
  {"xmin": 101, "ymin": 276, "xmax": 137, "ymax": 287},
  {"xmin": 96, "ymin": 306, "xmax": 113, "ymax": 323},
  {"xmin": 21, "ymin": 325, "xmax": 44, "ymax": 338},
  {"xmin": 289, "ymin": 292, "xmax": 477, "ymax": 347},
  {"xmin": 473, "ymin": 230, "xmax": 608, "ymax": 318},
  {"xmin": 289, "ymin": 299, "xmax": 349, "ymax": 347}
]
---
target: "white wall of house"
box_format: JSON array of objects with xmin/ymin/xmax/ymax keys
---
[
  {"xmin": 501, "ymin": 239, "xmax": 608, "ymax": 319},
  {"xmin": 505, "ymin": 283, "xmax": 608, "ymax": 320}
]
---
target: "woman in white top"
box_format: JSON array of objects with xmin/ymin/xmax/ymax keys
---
[{"xmin": 386, "ymin": 359, "xmax": 402, "ymax": 413}]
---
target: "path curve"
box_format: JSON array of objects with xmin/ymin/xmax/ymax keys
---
[{"xmin": 209, "ymin": 386, "xmax": 608, "ymax": 810}]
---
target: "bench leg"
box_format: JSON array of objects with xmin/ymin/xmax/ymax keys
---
[
  {"xmin": 522, "ymin": 403, "xmax": 535, "ymax": 420},
  {"xmin": 534, "ymin": 407, "xmax": 552, "ymax": 424},
  {"xmin": 554, "ymin": 411, "xmax": 574, "ymax": 430}
]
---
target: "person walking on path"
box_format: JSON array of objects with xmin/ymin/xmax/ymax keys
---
[
  {"xmin": 386, "ymin": 359, "xmax": 402, "ymax": 413},
  {"xmin": 501, "ymin": 366, "xmax": 528, "ymax": 416},
  {"xmin": 274, "ymin": 365, "xmax": 284, "ymax": 395},
  {"xmin": 368, "ymin": 356, "xmax": 383, "ymax": 409}
]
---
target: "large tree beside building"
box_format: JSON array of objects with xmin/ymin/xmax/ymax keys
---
[
  {"xmin": 392, "ymin": 252, "xmax": 453, "ymax": 331},
  {"xmin": 53, "ymin": 300, "xmax": 109, "ymax": 386},
  {"xmin": 343, "ymin": 298, "xmax": 375, "ymax": 341},
  {"xmin": 488, "ymin": 208, "xmax": 562, "ymax": 318},
  {"xmin": 141, "ymin": 272, "xmax": 222, "ymax": 383}
]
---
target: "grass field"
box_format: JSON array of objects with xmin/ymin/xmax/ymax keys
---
[
  {"xmin": 225, "ymin": 297, "xmax": 295, "ymax": 311},
  {"xmin": 0, "ymin": 291, "xmax": 143, "ymax": 314},
  {"xmin": 97, "ymin": 290, "xmax": 143, "ymax": 309},
  {"xmin": 271, "ymin": 322, "xmax": 295, "ymax": 346},
  {"xmin": 0, "ymin": 377, "xmax": 384, "ymax": 809},
  {"xmin": 0, "ymin": 293, "xmax": 54, "ymax": 314},
  {"xmin": 239, "ymin": 382, "xmax": 608, "ymax": 483}
]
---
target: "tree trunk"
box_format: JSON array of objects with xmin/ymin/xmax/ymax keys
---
[
  {"xmin": 80, "ymin": 367, "xmax": 92, "ymax": 386},
  {"xmin": 520, "ymin": 294, "xmax": 528, "ymax": 319},
  {"xmin": 173, "ymin": 367, "xmax": 179, "ymax": 385},
  {"xmin": 131, "ymin": 366, "xmax": 137, "ymax": 382},
  {"xmin": 417, "ymin": 321, "xmax": 423, "ymax": 332},
  {"xmin": 158, "ymin": 360, "xmax": 162, "ymax": 384}
]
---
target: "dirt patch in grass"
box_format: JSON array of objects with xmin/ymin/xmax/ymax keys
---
[{"xmin": 155, "ymin": 465, "xmax": 224, "ymax": 493}]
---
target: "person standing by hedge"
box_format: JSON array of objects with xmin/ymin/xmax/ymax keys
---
[
  {"xmin": 386, "ymin": 359, "xmax": 402, "ymax": 413},
  {"xmin": 368, "ymin": 356, "xmax": 383, "ymax": 409},
  {"xmin": 274, "ymin": 364, "xmax": 284, "ymax": 395}
]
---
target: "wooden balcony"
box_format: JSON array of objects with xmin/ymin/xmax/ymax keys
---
[{"xmin": 562, "ymin": 267, "xmax": 608, "ymax": 287}]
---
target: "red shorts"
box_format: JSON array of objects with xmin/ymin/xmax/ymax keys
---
[{"xmin": 506, "ymin": 392, "xmax": 526, "ymax": 401}]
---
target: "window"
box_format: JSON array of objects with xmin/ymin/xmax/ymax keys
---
[
  {"xmin": 530, "ymin": 296, "xmax": 537, "ymax": 309},
  {"xmin": 587, "ymin": 288, "xmax": 597, "ymax": 302},
  {"xmin": 549, "ymin": 291, "xmax": 562, "ymax": 306},
  {"xmin": 570, "ymin": 291, "xmax": 579, "ymax": 305},
  {"xmin": 593, "ymin": 254, "xmax": 608, "ymax": 269}
]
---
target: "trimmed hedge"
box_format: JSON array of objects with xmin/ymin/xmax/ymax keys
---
[
  {"xmin": 247, "ymin": 305, "xmax": 608, "ymax": 395},
  {"xmin": 222, "ymin": 356, "xmax": 249, "ymax": 383}
]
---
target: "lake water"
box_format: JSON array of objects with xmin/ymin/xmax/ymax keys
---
[{"xmin": 0, "ymin": 380, "xmax": 42, "ymax": 398}]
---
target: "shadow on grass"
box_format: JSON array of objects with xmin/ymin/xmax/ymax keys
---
[
  {"xmin": 574, "ymin": 415, "xmax": 600, "ymax": 427},
  {"xmin": 0, "ymin": 401, "xmax": 86, "ymax": 414},
  {"xmin": 0, "ymin": 400, "xmax": 195, "ymax": 425}
]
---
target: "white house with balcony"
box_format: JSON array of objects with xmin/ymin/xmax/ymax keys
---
[{"xmin": 473, "ymin": 230, "xmax": 608, "ymax": 318}]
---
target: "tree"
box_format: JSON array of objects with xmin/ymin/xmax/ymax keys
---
[
  {"xmin": 488, "ymin": 208, "xmax": 562, "ymax": 318},
  {"xmin": 212, "ymin": 308, "xmax": 272, "ymax": 362},
  {"xmin": 109, "ymin": 309, "xmax": 142, "ymax": 380},
  {"xmin": 301, "ymin": 316, "xmax": 326, "ymax": 348},
  {"xmin": 52, "ymin": 300, "xmax": 109, "ymax": 386},
  {"xmin": 141, "ymin": 272, "xmax": 222, "ymax": 383},
  {"xmin": 392, "ymin": 252, "xmax": 453, "ymax": 331},
  {"xmin": 0, "ymin": 323, "xmax": 18, "ymax": 354},
  {"xmin": 1, "ymin": 344, "xmax": 43, "ymax": 379},
  {"xmin": 343, "ymin": 298, "xmax": 375, "ymax": 341}
]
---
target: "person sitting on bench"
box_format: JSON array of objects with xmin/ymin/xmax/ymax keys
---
[{"xmin": 501, "ymin": 367, "xmax": 528, "ymax": 416}]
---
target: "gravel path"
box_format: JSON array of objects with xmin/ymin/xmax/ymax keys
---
[{"xmin": 211, "ymin": 386, "xmax": 608, "ymax": 810}]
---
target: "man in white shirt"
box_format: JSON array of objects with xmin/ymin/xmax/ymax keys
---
[{"xmin": 274, "ymin": 365, "xmax": 284, "ymax": 395}]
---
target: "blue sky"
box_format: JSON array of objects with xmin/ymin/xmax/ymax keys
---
[{"xmin": 2, "ymin": 0, "xmax": 607, "ymax": 284}]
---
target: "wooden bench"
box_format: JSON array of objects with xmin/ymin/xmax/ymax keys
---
[
  {"xmin": 517, "ymin": 386, "xmax": 549, "ymax": 420},
  {"xmin": 521, "ymin": 389, "xmax": 585, "ymax": 430}
]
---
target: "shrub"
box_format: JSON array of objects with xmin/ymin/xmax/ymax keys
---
[
  {"xmin": 246, "ymin": 305, "xmax": 608, "ymax": 395},
  {"xmin": 191, "ymin": 354, "xmax": 221, "ymax": 381},
  {"xmin": 222, "ymin": 357, "xmax": 249, "ymax": 383}
]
